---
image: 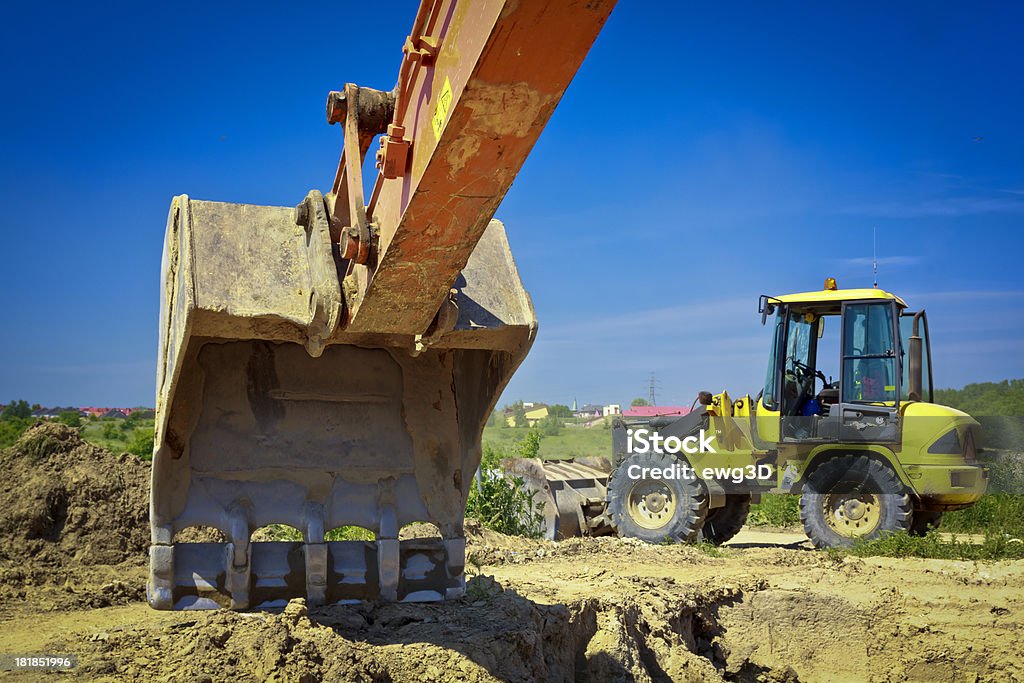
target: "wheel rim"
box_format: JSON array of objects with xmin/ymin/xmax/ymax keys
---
[
  {"xmin": 823, "ymin": 493, "xmax": 881, "ymax": 537},
  {"xmin": 627, "ymin": 480, "xmax": 677, "ymax": 530}
]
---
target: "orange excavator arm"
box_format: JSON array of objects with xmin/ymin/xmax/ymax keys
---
[{"xmin": 322, "ymin": 0, "xmax": 614, "ymax": 336}]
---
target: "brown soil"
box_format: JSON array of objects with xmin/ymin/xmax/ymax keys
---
[
  {"xmin": 0, "ymin": 428, "xmax": 1022, "ymax": 681},
  {"xmin": 0, "ymin": 423, "xmax": 150, "ymax": 610}
]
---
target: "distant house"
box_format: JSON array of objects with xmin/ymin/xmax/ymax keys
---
[
  {"xmin": 602, "ymin": 404, "xmax": 621, "ymax": 417},
  {"xmin": 622, "ymin": 405, "xmax": 690, "ymax": 418},
  {"xmin": 575, "ymin": 404, "xmax": 603, "ymax": 419},
  {"xmin": 524, "ymin": 406, "xmax": 549, "ymax": 426},
  {"xmin": 78, "ymin": 407, "xmax": 150, "ymax": 419},
  {"xmin": 506, "ymin": 404, "xmax": 549, "ymax": 427}
]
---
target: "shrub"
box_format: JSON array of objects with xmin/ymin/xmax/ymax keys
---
[
  {"xmin": 0, "ymin": 417, "xmax": 32, "ymax": 449},
  {"xmin": 127, "ymin": 429, "xmax": 155, "ymax": 460},
  {"xmin": 516, "ymin": 429, "xmax": 543, "ymax": 459},
  {"xmin": 538, "ymin": 415, "xmax": 562, "ymax": 437},
  {"xmin": 57, "ymin": 411, "xmax": 81, "ymax": 428},
  {"xmin": 467, "ymin": 443, "xmax": 544, "ymax": 537},
  {"xmin": 1, "ymin": 400, "xmax": 31, "ymax": 420}
]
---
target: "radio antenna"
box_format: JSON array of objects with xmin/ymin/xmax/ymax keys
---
[{"xmin": 872, "ymin": 227, "xmax": 878, "ymax": 288}]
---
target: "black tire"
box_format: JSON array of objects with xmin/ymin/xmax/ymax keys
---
[
  {"xmin": 702, "ymin": 494, "xmax": 751, "ymax": 545},
  {"xmin": 607, "ymin": 452, "xmax": 707, "ymax": 544},
  {"xmin": 910, "ymin": 511, "xmax": 943, "ymax": 537},
  {"xmin": 799, "ymin": 454, "xmax": 912, "ymax": 549}
]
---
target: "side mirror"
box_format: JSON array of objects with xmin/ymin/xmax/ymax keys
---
[{"xmin": 817, "ymin": 317, "xmax": 825, "ymax": 338}]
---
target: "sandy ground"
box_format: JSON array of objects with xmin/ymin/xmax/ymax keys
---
[
  {"xmin": 0, "ymin": 527, "xmax": 1021, "ymax": 682},
  {"xmin": 1, "ymin": 425, "xmax": 1021, "ymax": 682}
]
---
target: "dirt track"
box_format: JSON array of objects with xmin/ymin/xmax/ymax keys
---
[
  {"xmin": 0, "ymin": 528, "xmax": 1021, "ymax": 682},
  {"xmin": 1, "ymin": 425, "xmax": 1022, "ymax": 682}
]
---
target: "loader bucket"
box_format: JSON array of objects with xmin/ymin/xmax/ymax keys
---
[
  {"xmin": 148, "ymin": 196, "xmax": 535, "ymax": 610},
  {"xmin": 503, "ymin": 457, "xmax": 613, "ymax": 540}
]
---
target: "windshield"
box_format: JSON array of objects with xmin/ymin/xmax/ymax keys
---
[{"xmin": 785, "ymin": 311, "xmax": 814, "ymax": 376}]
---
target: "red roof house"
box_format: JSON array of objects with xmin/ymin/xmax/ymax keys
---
[{"xmin": 621, "ymin": 405, "xmax": 690, "ymax": 418}]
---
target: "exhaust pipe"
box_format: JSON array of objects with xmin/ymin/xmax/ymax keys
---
[{"xmin": 908, "ymin": 311, "xmax": 925, "ymax": 402}]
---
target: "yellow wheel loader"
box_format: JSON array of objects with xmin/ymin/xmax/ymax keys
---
[{"xmin": 519, "ymin": 280, "xmax": 989, "ymax": 549}]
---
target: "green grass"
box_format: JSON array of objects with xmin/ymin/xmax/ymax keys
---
[
  {"xmin": 748, "ymin": 494, "xmax": 801, "ymax": 527},
  {"xmin": 482, "ymin": 424, "xmax": 612, "ymax": 459},
  {"xmin": 748, "ymin": 493, "xmax": 1024, "ymax": 560},
  {"xmin": 834, "ymin": 529, "xmax": 1024, "ymax": 561},
  {"xmin": 693, "ymin": 540, "xmax": 727, "ymax": 557},
  {"xmin": 742, "ymin": 493, "xmax": 1024, "ymax": 538},
  {"xmin": 942, "ymin": 493, "xmax": 1024, "ymax": 537},
  {"xmin": 80, "ymin": 417, "xmax": 155, "ymax": 455}
]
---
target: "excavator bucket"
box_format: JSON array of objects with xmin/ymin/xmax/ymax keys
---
[
  {"xmin": 147, "ymin": 0, "xmax": 614, "ymax": 609},
  {"xmin": 148, "ymin": 197, "xmax": 534, "ymax": 609}
]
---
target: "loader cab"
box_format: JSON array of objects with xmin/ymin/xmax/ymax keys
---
[{"xmin": 757, "ymin": 281, "xmax": 933, "ymax": 445}]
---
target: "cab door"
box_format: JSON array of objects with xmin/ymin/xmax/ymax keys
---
[
  {"xmin": 755, "ymin": 306, "xmax": 785, "ymax": 444},
  {"xmin": 837, "ymin": 300, "xmax": 901, "ymax": 443}
]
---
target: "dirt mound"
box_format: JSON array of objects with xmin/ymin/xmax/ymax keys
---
[
  {"xmin": 0, "ymin": 422, "xmax": 151, "ymax": 567},
  {"xmin": 0, "ymin": 423, "xmax": 151, "ymax": 606}
]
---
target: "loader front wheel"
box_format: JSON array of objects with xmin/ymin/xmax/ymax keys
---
[
  {"xmin": 608, "ymin": 453, "xmax": 707, "ymax": 544},
  {"xmin": 703, "ymin": 494, "xmax": 751, "ymax": 545},
  {"xmin": 799, "ymin": 455, "xmax": 912, "ymax": 549}
]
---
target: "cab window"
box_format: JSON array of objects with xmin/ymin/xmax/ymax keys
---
[
  {"xmin": 842, "ymin": 303, "xmax": 897, "ymax": 404},
  {"xmin": 762, "ymin": 311, "xmax": 784, "ymax": 408}
]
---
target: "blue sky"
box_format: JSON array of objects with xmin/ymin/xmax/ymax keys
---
[{"xmin": 1, "ymin": 1, "xmax": 1022, "ymax": 408}]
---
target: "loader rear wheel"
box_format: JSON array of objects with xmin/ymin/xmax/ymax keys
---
[
  {"xmin": 703, "ymin": 494, "xmax": 751, "ymax": 545},
  {"xmin": 910, "ymin": 510, "xmax": 943, "ymax": 537},
  {"xmin": 799, "ymin": 455, "xmax": 912, "ymax": 549},
  {"xmin": 607, "ymin": 452, "xmax": 707, "ymax": 544}
]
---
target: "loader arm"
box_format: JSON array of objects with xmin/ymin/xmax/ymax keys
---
[{"xmin": 149, "ymin": 0, "xmax": 615, "ymax": 610}]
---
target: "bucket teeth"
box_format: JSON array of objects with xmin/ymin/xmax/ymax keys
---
[{"xmin": 149, "ymin": 196, "xmax": 534, "ymax": 609}]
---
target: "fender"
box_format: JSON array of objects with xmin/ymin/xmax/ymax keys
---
[{"xmin": 788, "ymin": 444, "xmax": 914, "ymax": 492}]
